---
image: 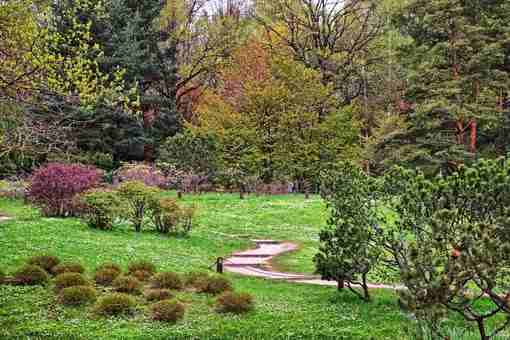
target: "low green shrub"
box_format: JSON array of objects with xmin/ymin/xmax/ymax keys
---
[
  {"xmin": 145, "ymin": 289, "xmax": 174, "ymax": 302},
  {"xmin": 27, "ymin": 255, "xmax": 60, "ymax": 273},
  {"xmin": 113, "ymin": 276, "xmax": 141, "ymax": 295},
  {"xmin": 117, "ymin": 181, "xmax": 160, "ymax": 232},
  {"xmin": 52, "ymin": 262, "xmax": 85, "ymax": 275},
  {"xmin": 150, "ymin": 300, "xmax": 185, "ymax": 323},
  {"xmin": 150, "ymin": 198, "xmax": 196, "ymax": 235},
  {"xmin": 54, "ymin": 273, "xmax": 89, "ymax": 292},
  {"xmin": 94, "ymin": 268, "xmax": 120, "ymax": 286},
  {"xmin": 179, "ymin": 205, "xmax": 196, "ymax": 235},
  {"xmin": 0, "ymin": 179, "xmax": 26, "ymax": 199},
  {"xmin": 13, "ymin": 265, "xmax": 49, "ymax": 285},
  {"xmin": 94, "ymin": 293, "xmax": 136, "ymax": 316},
  {"xmin": 150, "ymin": 198, "xmax": 178, "ymax": 234},
  {"xmin": 59, "ymin": 285, "xmax": 96, "ymax": 306},
  {"xmin": 196, "ymin": 275, "xmax": 232, "ymax": 295},
  {"xmin": 151, "ymin": 272, "xmax": 183, "ymax": 290},
  {"xmin": 183, "ymin": 271, "xmax": 210, "ymax": 287},
  {"xmin": 128, "ymin": 261, "xmax": 156, "ymax": 276},
  {"xmin": 216, "ymin": 291, "xmax": 254, "ymax": 314},
  {"xmin": 79, "ymin": 189, "xmax": 123, "ymax": 230}
]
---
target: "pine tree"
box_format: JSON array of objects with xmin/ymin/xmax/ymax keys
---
[
  {"xmin": 103, "ymin": 0, "xmax": 180, "ymax": 160},
  {"xmin": 392, "ymin": 0, "xmax": 510, "ymax": 172},
  {"xmin": 51, "ymin": 0, "xmax": 180, "ymax": 162}
]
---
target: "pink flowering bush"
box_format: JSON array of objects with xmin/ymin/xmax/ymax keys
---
[
  {"xmin": 114, "ymin": 163, "xmax": 168, "ymax": 189},
  {"xmin": 27, "ymin": 163, "xmax": 103, "ymax": 217}
]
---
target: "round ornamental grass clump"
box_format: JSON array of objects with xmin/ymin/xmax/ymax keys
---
[
  {"xmin": 94, "ymin": 293, "xmax": 136, "ymax": 316},
  {"xmin": 216, "ymin": 291, "xmax": 254, "ymax": 314},
  {"xmin": 150, "ymin": 300, "xmax": 185, "ymax": 323},
  {"xmin": 151, "ymin": 272, "xmax": 183, "ymax": 290},
  {"xmin": 51, "ymin": 262, "xmax": 85, "ymax": 275},
  {"xmin": 128, "ymin": 261, "xmax": 156, "ymax": 276},
  {"xmin": 94, "ymin": 268, "xmax": 121, "ymax": 286},
  {"xmin": 113, "ymin": 276, "xmax": 142, "ymax": 295},
  {"xmin": 13, "ymin": 265, "xmax": 50, "ymax": 286},
  {"xmin": 59, "ymin": 286, "xmax": 96, "ymax": 306},
  {"xmin": 131, "ymin": 269, "xmax": 153, "ymax": 282},
  {"xmin": 27, "ymin": 255, "xmax": 60, "ymax": 273},
  {"xmin": 183, "ymin": 271, "xmax": 210, "ymax": 288},
  {"xmin": 145, "ymin": 289, "xmax": 174, "ymax": 302},
  {"xmin": 196, "ymin": 275, "xmax": 232, "ymax": 295},
  {"xmin": 54, "ymin": 273, "xmax": 89, "ymax": 292},
  {"xmin": 96, "ymin": 263, "xmax": 122, "ymax": 275}
]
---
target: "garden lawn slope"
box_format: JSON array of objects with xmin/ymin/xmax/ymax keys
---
[{"xmin": 0, "ymin": 194, "xmax": 411, "ymax": 339}]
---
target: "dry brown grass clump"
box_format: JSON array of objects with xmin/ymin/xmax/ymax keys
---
[
  {"xmin": 151, "ymin": 272, "xmax": 183, "ymax": 290},
  {"xmin": 27, "ymin": 255, "xmax": 60, "ymax": 273},
  {"xmin": 52, "ymin": 262, "xmax": 85, "ymax": 275},
  {"xmin": 59, "ymin": 286, "xmax": 96, "ymax": 306},
  {"xmin": 14, "ymin": 265, "xmax": 50, "ymax": 285},
  {"xmin": 150, "ymin": 300, "xmax": 185, "ymax": 323},
  {"xmin": 113, "ymin": 276, "xmax": 142, "ymax": 294},
  {"xmin": 145, "ymin": 289, "xmax": 174, "ymax": 302},
  {"xmin": 196, "ymin": 275, "xmax": 232, "ymax": 295},
  {"xmin": 54, "ymin": 273, "xmax": 90, "ymax": 292},
  {"xmin": 216, "ymin": 291, "xmax": 254, "ymax": 314},
  {"xmin": 94, "ymin": 268, "xmax": 120, "ymax": 286},
  {"xmin": 94, "ymin": 293, "xmax": 136, "ymax": 316},
  {"xmin": 127, "ymin": 261, "xmax": 156, "ymax": 276}
]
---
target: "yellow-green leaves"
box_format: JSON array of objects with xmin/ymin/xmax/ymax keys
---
[{"xmin": 0, "ymin": 0, "xmax": 135, "ymax": 111}]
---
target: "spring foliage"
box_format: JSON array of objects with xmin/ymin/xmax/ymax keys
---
[{"xmin": 317, "ymin": 157, "xmax": 510, "ymax": 338}]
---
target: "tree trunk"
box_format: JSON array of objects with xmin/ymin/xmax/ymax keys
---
[
  {"xmin": 143, "ymin": 144, "xmax": 154, "ymax": 163},
  {"xmin": 337, "ymin": 279, "xmax": 345, "ymax": 291},
  {"xmin": 476, "ymin": 318, "xmax": 488, "ymax": 340},
  {"xmin": 469, "ymin": 120, "xmax": 477, "ymax": 153},
  {"xmin": 456, "ymin": 120, "xmax": 465, "ymax": 145},
  {"xmin": 362, "ymin": 273, "xmax": 371, "ymax": 301},
  {"xmin": 143, "ymin": 108, "xmax": 156, "ymax": 162}
]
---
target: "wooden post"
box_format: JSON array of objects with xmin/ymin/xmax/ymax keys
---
[{"xmin": 216, "ymin": 257, "xmax": 224, "ymax": 274}]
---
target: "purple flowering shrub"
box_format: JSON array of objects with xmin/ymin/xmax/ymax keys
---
[
  {"xmin": 27, "ymin": 163, "xmax": 103, "ymax": 217},
  {"xmin": 114, "ymin": 163, "xmax": 168, "ymax": 189}
]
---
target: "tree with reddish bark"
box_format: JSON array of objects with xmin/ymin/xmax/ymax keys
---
[{"xmin": 392, "ymin": 0, "xmax": 510, "ymax": 172}]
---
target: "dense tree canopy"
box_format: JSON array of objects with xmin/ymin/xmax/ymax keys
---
[{"xmin": 1, "ymin": 0, "xmax": 510, "ymax": 183}]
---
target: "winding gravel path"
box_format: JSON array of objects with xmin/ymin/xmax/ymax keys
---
[{"xmin": 224, "ymin": 239, "xmax": 401, "ymax": 290}]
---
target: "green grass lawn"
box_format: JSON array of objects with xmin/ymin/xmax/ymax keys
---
[{"xmin": 0, "ymin": 193, "xmax": 498, "ymax": 339}]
